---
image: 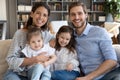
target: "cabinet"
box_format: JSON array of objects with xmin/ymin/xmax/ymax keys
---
[
  {"xmin": 16, "ymin": 0, "xmax": 79, "ymax": 29},
  {"xmin": 88, "ymin": 0, "xmax": 105, "ymax": 26},
  {"xmin": 17, "ymin": 0, "xmax": 31, "ymax": 29},
  {"xmin": 32, "ymin": 0, "xmax": 64, "ymax": 21},
  {"xmin": 16, "ymin": 0, "xmax": 105, "ymax": 29},
  {"xmin": 0, "ymin": 21, "xmax": 7, "ymax": 40},
  {"xmin": 32, "ymin": 0, "xmax": 79, "ymax": 21}
]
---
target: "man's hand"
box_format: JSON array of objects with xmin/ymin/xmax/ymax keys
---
[{"xmin": 76, "ymin": 76, "xmax": 92, "ymax": 80}]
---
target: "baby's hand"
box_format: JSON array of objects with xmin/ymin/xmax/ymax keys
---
[
  {"xmin": 33, "ymin": 52, "xmax": 49, "ymax": 63},
  {"xmin": 37, "ymin": 62, "xmax": 44, "ymax": 65},
  {"xmin": 41, "ymin": 62, "xmax": 48, "ymax": 68},
  {"xmin": 66, "ymin": 63, "xmax": 73, "ymax": 71},
  {"xmin": 37, "ymin": 62, "xmax": 47, "ymax": 68}
]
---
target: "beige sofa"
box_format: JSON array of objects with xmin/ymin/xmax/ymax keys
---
[
  {"xmin": 0, "ymin": 39, "xmax": 120, "ymax": 80},
  {"xmin": 0, "ymin": 39, "xmax": 11, "ymax": 80}
]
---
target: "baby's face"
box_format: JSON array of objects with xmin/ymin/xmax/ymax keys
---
[{"xmin": 29, "ymin": 35, "xmax": 43, "ymax": 51}]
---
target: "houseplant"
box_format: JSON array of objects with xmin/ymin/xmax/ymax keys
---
[{"xmin": 103, "ymin": 0, "xmax": 119, "ymax": 22}]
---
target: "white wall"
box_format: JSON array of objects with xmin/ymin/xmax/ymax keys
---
[{"xmin": 0, "ymin": 0, "xmax": 7, "ymax": 20}]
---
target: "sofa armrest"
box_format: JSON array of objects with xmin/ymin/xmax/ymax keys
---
[{"xmin": 0, "ymin": 39, "xmax": 11, "ymax": 80}]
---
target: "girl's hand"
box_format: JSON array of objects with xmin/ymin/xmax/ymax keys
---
[
  {"xmin": 66, "ymin": 63, "xmax": 74, "ymax": 71},
  {"xmin": 49, "ymin": 39, "xmax": 56, "ymax": 48},
  {"xmin": 38, "ymin": 62, "xmax": 44, "ymax": 66}
]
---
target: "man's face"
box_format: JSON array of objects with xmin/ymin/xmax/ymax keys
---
[{"xmin": 69, "ymin": 6, "xmax": 87, "ymax": 28}]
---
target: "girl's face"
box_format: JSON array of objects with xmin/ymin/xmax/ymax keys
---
[
  {"xmin": 57, "ymin": 32, "xmax": 71, "ymax": 47},
  {"xmin": 29, "ymin": 35, "xmax": 43, "ymax": 51},
  {"xmin": 31, "ymin": 6, "xmax": 49, "ymax": 28}
]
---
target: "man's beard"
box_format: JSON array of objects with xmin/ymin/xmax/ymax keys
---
[{"xmin": 73, "ymin": 21, "xmax": 86, "ymax": 29}]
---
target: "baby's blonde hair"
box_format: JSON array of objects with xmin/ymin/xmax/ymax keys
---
[{"xmin": 27, "ymin": 26, "xmax": 43, "ymax": 43}]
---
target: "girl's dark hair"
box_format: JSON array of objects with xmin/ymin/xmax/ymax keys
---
[
  {"xmin": 25, "ymin": 2, "xmax": 50, "ymax": 31},
  {"xmin": 55, "ymin": 25, "xmax": 76, "ymax": 53},
  {"xmin": 27, "ymin": 26, "xmax": 43, "ymax": 43},
  {"xmin": 68, "ymin": 2, "xmax": 88, "ymax": 14}
]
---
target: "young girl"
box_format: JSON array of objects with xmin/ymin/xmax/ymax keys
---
[
  {"xmin": 21, "ymin": 27, "xmax": 56, "ymax": 80},
  {"xmin": 51, "ymin": 25, "xmax": 80, "ymax": 80}
]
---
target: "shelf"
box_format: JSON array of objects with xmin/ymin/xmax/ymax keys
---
[
  {"xmin": 0, "ymin": 21, "xmax": 7, "ymax": 40},
  {"xmin": 93, "ymin": 1, "xmax": 105, "ymax": 3},
  {"xmin": 89, "ymin": 0, "xmax": 105, "ymax": 26},
  {"xmin": 0, "ymin": 20, "xmax": 7, "ymax": 23},
  {"xmin": 17, "ymin": 0, "xmax": 31, "ymax": 5},
  {"xmin": 17, "ymin": 11, "xmax": 30, "ymax": 14},
  {"xmin": 89, "ymin": 21, "xmax": 105, "ymax": 23},
  {"xmin": 16, "ymin": 0, "xmax": 79, "ymax": 29},
  {"xmin": 16, "ymin": 0, "xmax": 105, "ymax": 29},
  {"xmin": 51, "ymin": 11, "xmax": 67, "ymax": 13},
  {"xmin": 89, "ymin": 11, "xmax": 104, "ymax": 13}
]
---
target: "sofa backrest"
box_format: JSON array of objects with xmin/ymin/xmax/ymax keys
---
[
  {"xmin": 0, "ymin": 39, "xmax": 11, "ymax": 80},
  {"xmin": 50, "ymin": 21, "xmax": 68, "ymax": 36}
]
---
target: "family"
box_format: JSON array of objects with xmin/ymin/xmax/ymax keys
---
[{"xmin": 3, "ymin": 2, "xmax": 120, "ymax": 80}]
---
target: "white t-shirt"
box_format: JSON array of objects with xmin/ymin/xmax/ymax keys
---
[{"xmin": 21, "ymin": 43, "xmax": 55, "ymax": 69}]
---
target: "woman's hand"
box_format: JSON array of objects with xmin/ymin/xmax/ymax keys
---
[
  {"xmin": 33, "ymin": 52, "xmax": 49, "ymax": 63},
  {"xmin": 21, "ymin": 52, "xmax": 49, "ymax": 67}
]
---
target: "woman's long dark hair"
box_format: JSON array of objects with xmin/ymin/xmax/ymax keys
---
[
  {"xmin": 25, "ymin": 2, "xmax": 50, "ymax": 31},
  {"xmin": 55, "ymin": 25, "xmax": 76, "ymax": 53}
]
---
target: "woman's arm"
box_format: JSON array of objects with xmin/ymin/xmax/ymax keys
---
[
  {"xmin": 6, "ymin": 29, "xmax": 49, "ymax": 71},
  {"xmin": 6, "ymin": 30, "xmax": 26, "ymax": 70},
  {"xmin": 21, "ymin": 53, "xmax": 50, "ymax": 66}
]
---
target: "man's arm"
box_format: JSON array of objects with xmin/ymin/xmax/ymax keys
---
[{"xmin": 76, "ymin": 60, "xmax": 117, "ymax": 80}]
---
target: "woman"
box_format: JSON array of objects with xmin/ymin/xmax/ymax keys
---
[{"xmin": 3, "ymin": 2, "xmax": 54, "ymax": 80}]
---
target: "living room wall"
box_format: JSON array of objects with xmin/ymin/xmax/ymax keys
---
[{"xmin": 0, "ymin": 0, "xmax": 7, "ymax": 20}]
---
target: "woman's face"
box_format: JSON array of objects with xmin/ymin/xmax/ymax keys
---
[{"xmin": 31, "ymin": 6, "xmax": 49, "ymax": 28}]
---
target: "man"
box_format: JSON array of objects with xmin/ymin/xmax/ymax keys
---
[{"xmin": 68, "ymin": 2, "xmax": 120, "ymax": 80}]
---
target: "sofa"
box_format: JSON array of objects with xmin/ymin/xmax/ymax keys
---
[
  {"xmin": 0, "ymin": 39, "xmax": 11, "ymax": 80},
  {"xmin": 0, "ymin": 39, "xmax": 120, "ymax": 80}
]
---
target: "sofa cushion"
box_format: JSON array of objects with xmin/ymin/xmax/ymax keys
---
[
  {"xmin": 0, "ymin": 40, "xmax": 120, "ymax": 80},
  {"xmin": 0, "ymin": 39, "xmax": 11, "ymax": 80},
  {"xmin": 113, "ymin": 44, "xmax": 120, "ymax": 64}
]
